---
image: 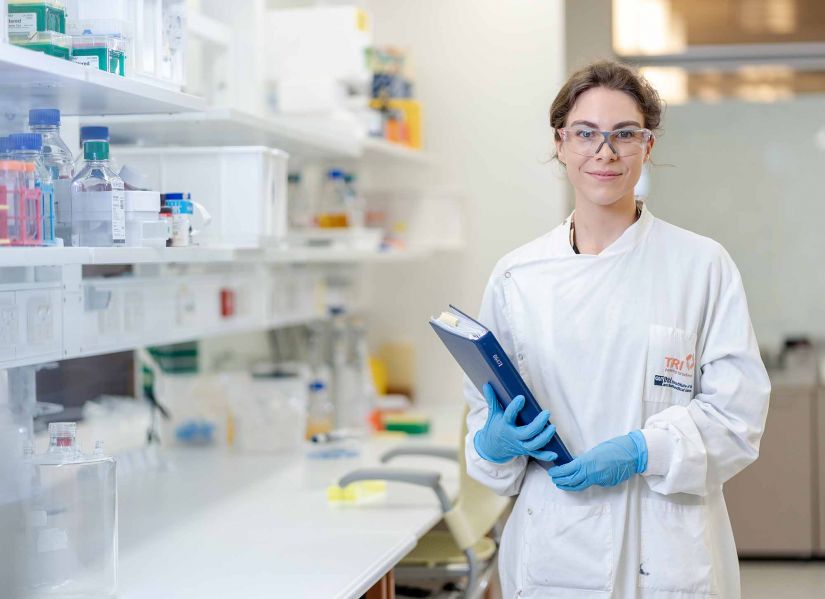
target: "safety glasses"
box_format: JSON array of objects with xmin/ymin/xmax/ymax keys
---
[{"xmin": 558, "ymin": 126, "xmax": 654, "ymax": 157}]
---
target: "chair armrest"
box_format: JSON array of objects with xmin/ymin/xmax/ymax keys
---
[
  {"xmin": 338, "ymin": 468, "xmax": 452, "ymax": 513},
  {"xmin": 380, "ymin": 446, "xmax": 459, "ymax": 464}
]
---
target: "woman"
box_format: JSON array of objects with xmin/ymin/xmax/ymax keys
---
[{"xmin": 465, "ymin": 60, "xmax": 771, "ymax": 598}]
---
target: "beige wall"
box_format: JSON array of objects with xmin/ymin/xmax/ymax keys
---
[{"xmin": 362, "ymin": 0, "xmax": 569, "ymax": 406}]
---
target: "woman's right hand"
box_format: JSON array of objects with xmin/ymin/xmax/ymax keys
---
[{"xmin": 473, "ymin": 383, "xmax": 558, "ymax": 463}]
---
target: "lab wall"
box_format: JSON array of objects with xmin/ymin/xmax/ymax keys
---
[
  {"xmin": 646, "ymin": 96, "xmax": 825, "ymax": 349},
  {"xmin": 360, "ymin": 0, "xmax": 569, "ymax": 405}
]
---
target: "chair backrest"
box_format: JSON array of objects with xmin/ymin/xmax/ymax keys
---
[{"xmin": 442, "ymin": 405, "xmax": 511, "ymax": 551}]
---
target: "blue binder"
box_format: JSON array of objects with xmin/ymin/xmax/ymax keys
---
[{"xmin": 429, "ymin": 304, "xmax": 573, "ymax": 467}]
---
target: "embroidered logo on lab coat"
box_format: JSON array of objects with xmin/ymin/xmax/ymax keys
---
[
  {"xmin": 654, "ymin": 353, "xmax": 694, "ymax": 393},
  {"xmin": 664, "ymin": 353, "xmax": 694, "ymax": 375}
]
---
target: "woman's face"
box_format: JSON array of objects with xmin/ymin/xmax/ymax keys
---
[{"xmin": 556, "ymin": 87, "xmax": 653, "ymax": 208}]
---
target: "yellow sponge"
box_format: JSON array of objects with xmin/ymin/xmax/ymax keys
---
[{"xmin": 327, "ymin": 480, "xmax": 387, "ymax": 505}]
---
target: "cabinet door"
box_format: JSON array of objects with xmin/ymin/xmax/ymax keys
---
[{"xmin": 724, "ymin": 385, "xmax": 815, "ymax": 556}]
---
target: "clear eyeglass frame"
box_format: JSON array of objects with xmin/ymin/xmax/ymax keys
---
[{"xmin": 558, "ymin": 126, "xmax": 654, "ymax": 157}]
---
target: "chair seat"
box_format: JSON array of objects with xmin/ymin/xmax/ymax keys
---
[{"xmin": 400, "ymin": 531, "xmax": 496, "ymax": 567}]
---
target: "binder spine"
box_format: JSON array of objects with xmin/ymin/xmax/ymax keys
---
[{"xmin": 475, "ymin": 333, "xmax": 573, "ymax": 465}]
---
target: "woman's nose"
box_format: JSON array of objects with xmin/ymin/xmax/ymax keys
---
[{"xmin": 594, "ymin": 137, "xmax": 618, "ymax": 160}]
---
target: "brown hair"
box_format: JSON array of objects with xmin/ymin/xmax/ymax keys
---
[{"xmin": 550, "ymin": 60, "xmax": 663, "ymax": 141}]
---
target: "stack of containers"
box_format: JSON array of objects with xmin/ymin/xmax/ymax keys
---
[
  {"xmin": 7, "ymin": 0, "xmax": 71, "ymax": 60},
  {"xmin": 0, "ymin": 142, "xmax": 23, "ymax": 246},
  {"xmin": 120, "ymin": 165, "xmax": 169, "ymax": 247},
  {"xmin": 0, "ymin": 141, "xmax": 42, "ymax": 247},
  {"xmin": 69, "ymin": 125, "xmax": 170, "ymax": 247},
  {"xmin": 115, "ymin": 146, "xmax": 288, "ymax": 248},
  {"xmin": 9, "ymin": 133, "xmax": 55, "ymax": 245},
  {"xmin": 67, "ymin": 0, "xmax": 131, "ymax": 76}
]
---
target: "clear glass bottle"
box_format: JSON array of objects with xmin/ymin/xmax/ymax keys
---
[
  {"xmin": 306, "ymin": 379, "xmax": 334, "ymax": 439},
  {"xmin": 29, "ymin": 108, "xmax": 74, "ymax": 245},
  {"xmin": 24, "ymin": 422, "xmax": 117, "ymax": 597},
  {"xmin": 315, "ymin": 169, "xmax": 350, "ymax": 228},
  {"xmin": 287, "ymin": 172, "xmax": 313, "ymax": 229},
  {"xmin": 9, "ymin": 132, "xmax": 54, "ymax": 246},
  {"xmin": 343, "ymin": 173, "xmax": 366, "ymax": 229},
  {"xmin": 71, "ymin": 140, "xmax": 126, "ymax": 247},
  {"xmin": 333, "ymin": 316, "xmax": 373, "ymax": 431}
]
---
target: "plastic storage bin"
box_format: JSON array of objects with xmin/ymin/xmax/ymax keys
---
[
  {"xmin": 71, "ymin": 35, "xmax": 127, "ymax": 75},
  {"xmin": 115, "ymin": 146, "xmax": 289, "ymax": 247},
  {"xmin": 10, "ymin": 30, "xmax": 71, "ymax": 59},
  {"xmin": 8, "ymin": 0, "xmax": 66, "ymax": 36},
  {"xmin": 67, "ymin": 0, "xmax": 132, "ymax": 75},
  {"xmin": 125, "ymin": 190, "xmax": 168, "ymax": 247},
  {"xmin": 222, "ymin": 371, "xmax": 308, "ymax": 454}
]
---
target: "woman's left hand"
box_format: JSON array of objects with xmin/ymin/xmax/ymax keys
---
[{"xmin": 548, "ymin": 430, "xmax": 648, "ymax": 492}]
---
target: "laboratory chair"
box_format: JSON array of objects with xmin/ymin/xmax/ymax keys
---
[{"xmin": 339, "ymin": 410, "xmax": 510, "ymax": 599}]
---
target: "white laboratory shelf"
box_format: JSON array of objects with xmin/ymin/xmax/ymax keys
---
[
  {"xmin": 0, "ymin": 245, "xmax": 435, "ymax": 267},
  {"xmin": 263, "ymin": 246, "xmax": 433, "ymax": 264},
  {"xmin": 0, "ymin": 43, "xmax": 205, "ymax": 116},
  {"xmin": 88, "ymin": 245, "xmax": 237, "ymax": 265},
  {"xmin": 362, "ymin": 137, "xmax": 431, "ymax": 165},
  {"xmin": 0, "ymin": 246, "xmax": 236, "ymax": 267},
  {"xmin": 89, "ymin": 108, "xmax": 363, "ymax": 159},
  {"xmin": 85, "ymin": 109, "xmax": 432, "ymax": 163}
]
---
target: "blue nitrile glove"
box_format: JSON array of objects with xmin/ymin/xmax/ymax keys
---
[
  {"xmin": 548, "ymin": 430, "xmax": 647, "ymax": 491},
  {"xmin": 473, "ymin": 383, "xmax": 558, "ymax": 464}
]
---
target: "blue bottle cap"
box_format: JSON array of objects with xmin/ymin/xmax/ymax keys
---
[
  {"xmin": 309, "ymin": 380, "xmax": 326, "ymax": 391},
  {"xmin": 8, "ymin": 133, "xmax": 43, "ymax": 151},
  {"xmin": 327, "ymin": 168, "xmax": 345, "ymax": 179},
  {"xmin": 79, "ymin": 126, "xmax": 109, "ymax": 143},
  {"xmin": 28, "ymin": 108, "xmax": 61, "ymax": 126}
]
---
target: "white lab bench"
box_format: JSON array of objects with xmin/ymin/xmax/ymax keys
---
[{"xmin": 115, "ymin": 407, "xmax": 463, "ymax": 598}]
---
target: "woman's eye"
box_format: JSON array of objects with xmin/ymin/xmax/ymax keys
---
[
  {"xmin": 576, "ymin": 129, "xmax": 593, "ymax": 138},
  {"xmin": 616, "ymin": 130, "xmax": 634, "ymax": 139}
]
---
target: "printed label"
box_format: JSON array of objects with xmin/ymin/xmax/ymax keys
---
[
  {"xmin": 171, "ymin": 214, "xmax": 190, "ymax": 247},
  {"xmin": 72, "ymin": 190, "xmax": 125, "ymax": 244},
  {"xmin": 111, "ymin": 189, "xmax": 126, "ymax": 243},
  {"xmin": 8, "ymin": 13, "xmax": 37, "ymax": 34},
  {"xmin": 39, "ymin": 183, "xmax": 55, "ymax": 243},
  {"xmin": 71, "ymin": 56, "xmax": 99, "ymax": 68},
  {"xmin": 653, "ymin": 374, "xmax": 693, "ymax": 394}
]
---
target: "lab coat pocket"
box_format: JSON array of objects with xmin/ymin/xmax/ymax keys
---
[
  {"xmin": 644, "ymin": 325, "xmax": 697, "ymax": 406},
  {"xmin": 524, "ymin": 502, "xmax": 613, "ymax": 592},
  {"xmin": 639, "ymin": 499, "xmax": 718, "ymax": 596}
]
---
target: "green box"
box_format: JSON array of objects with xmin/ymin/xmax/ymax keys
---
[
  {"xmin": 11, "ymin": 31, "xmax": 71, "ymax": 60},
  {"xmin": 8, "ymin": 1, "xmax": 66, "ymax": 35},
  {"xmin": 71, "ymin": 35, "xmax": 127, "ymax": 76}
]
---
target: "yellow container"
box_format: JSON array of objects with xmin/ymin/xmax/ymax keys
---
[{"xmin": 370, "ymin": 99, "xmax": 423, "ymax": 149}]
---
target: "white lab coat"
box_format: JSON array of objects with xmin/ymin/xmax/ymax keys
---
[{"xmin": 464, "ymin": 204, "xmax": 771, "ymax": 598}]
